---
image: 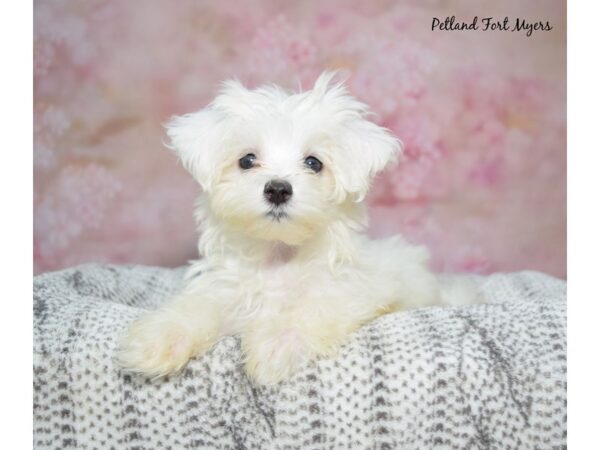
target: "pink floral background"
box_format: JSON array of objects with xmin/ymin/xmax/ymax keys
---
[{"xmin": 34, "ymin": 0, "xmax": 566, "ymax": 277}]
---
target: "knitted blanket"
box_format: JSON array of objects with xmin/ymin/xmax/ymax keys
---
[{"xmin": 33, "ymin": 264, "xmax": 566, "ymax": 449}]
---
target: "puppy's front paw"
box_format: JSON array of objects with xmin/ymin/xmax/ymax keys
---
[
  {"xmin": 117, "ymin": 312, "xmax": 212, "ymax": 378},
  {"xmin": 243, "ymin": 317, "xmax": 351, "ymax": 385},
  {"xmin": 243, "ymin": 325, "xmax": 310, "ymax": 385}
]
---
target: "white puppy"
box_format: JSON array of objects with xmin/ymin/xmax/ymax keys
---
[{"xmin": 118, "ymin": 72, "xmax": 476, "ymax": 385}]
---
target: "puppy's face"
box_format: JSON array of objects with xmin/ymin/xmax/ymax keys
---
[{"xmin": 167, "ymin": 72, "xmax": 400, "ymax": 245}]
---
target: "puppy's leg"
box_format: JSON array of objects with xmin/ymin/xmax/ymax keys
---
[
  {"xmin": 242, "ymin": 299, "xmax": 379, "ymax": 385},
  {"xmin": 242, "ymin": 255, "xmax": 446, "ymax": 385},
  {"xmin": 242, "ymin": 317, "xmax": 311, "ymax": 385},
  {"xmin": 117, "ymin": 291, "xmax": 222, "ymax": 378}
]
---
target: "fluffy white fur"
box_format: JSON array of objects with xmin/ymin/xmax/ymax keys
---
[{"xmin": 117, "ymin": 72, "xmax": 477, "ymax": 385}]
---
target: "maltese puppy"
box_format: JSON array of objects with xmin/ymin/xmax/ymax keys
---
[{"xmin": 118, "ymin": 72, "xmax": 476, "ymax": 385}]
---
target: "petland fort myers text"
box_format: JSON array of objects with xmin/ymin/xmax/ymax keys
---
[{"xmin": 432, "ymin": 16, "xmax": 553, "ymax": 37}]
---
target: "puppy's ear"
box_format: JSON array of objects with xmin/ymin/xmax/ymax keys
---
[
  {"xmin": 334, "ymin": 119, "xmax": 401, "ymax": 201},
  {"xmin": 165, "ymin": 109, "xmax": 225, "ymax": 191},
  {"xmin": 312, "ymin": 72, "xmax": 401, "ymax": 201},
  {"xmin": 166, "ymin": 80, "xmax": 252, "ymax": 191}
]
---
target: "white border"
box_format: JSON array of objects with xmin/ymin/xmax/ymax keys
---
[
  {"xmin": 0, "ymin": 1, "xmax": 33, "ymax": 447},
  {"xmin": 568, "ymin": 1, "xmax": 600, "ymax": 448},
  {"xmin": 3, "ymin": 1, "xmax": 592, "ymax": 447}
]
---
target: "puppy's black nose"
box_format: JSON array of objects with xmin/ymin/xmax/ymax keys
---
[{"xmin": 264, "ymin": 180, "xmax": 293, "ymax": 206}]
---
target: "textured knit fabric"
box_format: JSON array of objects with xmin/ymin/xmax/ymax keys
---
[{"xmin": 33, "ymin": 264, "xmax": 566, "ymax": 449}]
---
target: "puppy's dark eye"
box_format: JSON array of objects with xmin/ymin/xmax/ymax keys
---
[
  {"xmin": 304, "ymin": 156, "xmax": 323, "ymax": 173},
  {"xmin": 239, "ymin": 153, "xmax": 257, "ymax": 170}
]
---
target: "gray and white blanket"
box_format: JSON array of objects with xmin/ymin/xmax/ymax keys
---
[{"xmin": 33, "ymin": 264, "xmax": 566, "ymax": 449}]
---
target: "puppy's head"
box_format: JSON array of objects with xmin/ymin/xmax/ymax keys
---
[{"xmin": 166, "ymin": 72, "xmax": 401, "ymax": 245}]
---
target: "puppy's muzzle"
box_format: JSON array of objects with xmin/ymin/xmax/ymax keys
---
[{"xmin": 264, "ymin": 180, "xmax": 293, "ymax": 206}]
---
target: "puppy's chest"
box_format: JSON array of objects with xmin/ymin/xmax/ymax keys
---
[
  {"xmin": 252, "ymin": 266, "xmax": 311, "ymax": 301},
  {"xmin": 236, "ymin": 261, "xmax": 326, "ymax": 306}
]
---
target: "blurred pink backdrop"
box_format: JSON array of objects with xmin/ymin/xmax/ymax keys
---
[{"xmin": 33, "ymin": 0, "xmax": 566, "ymax": 277}]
